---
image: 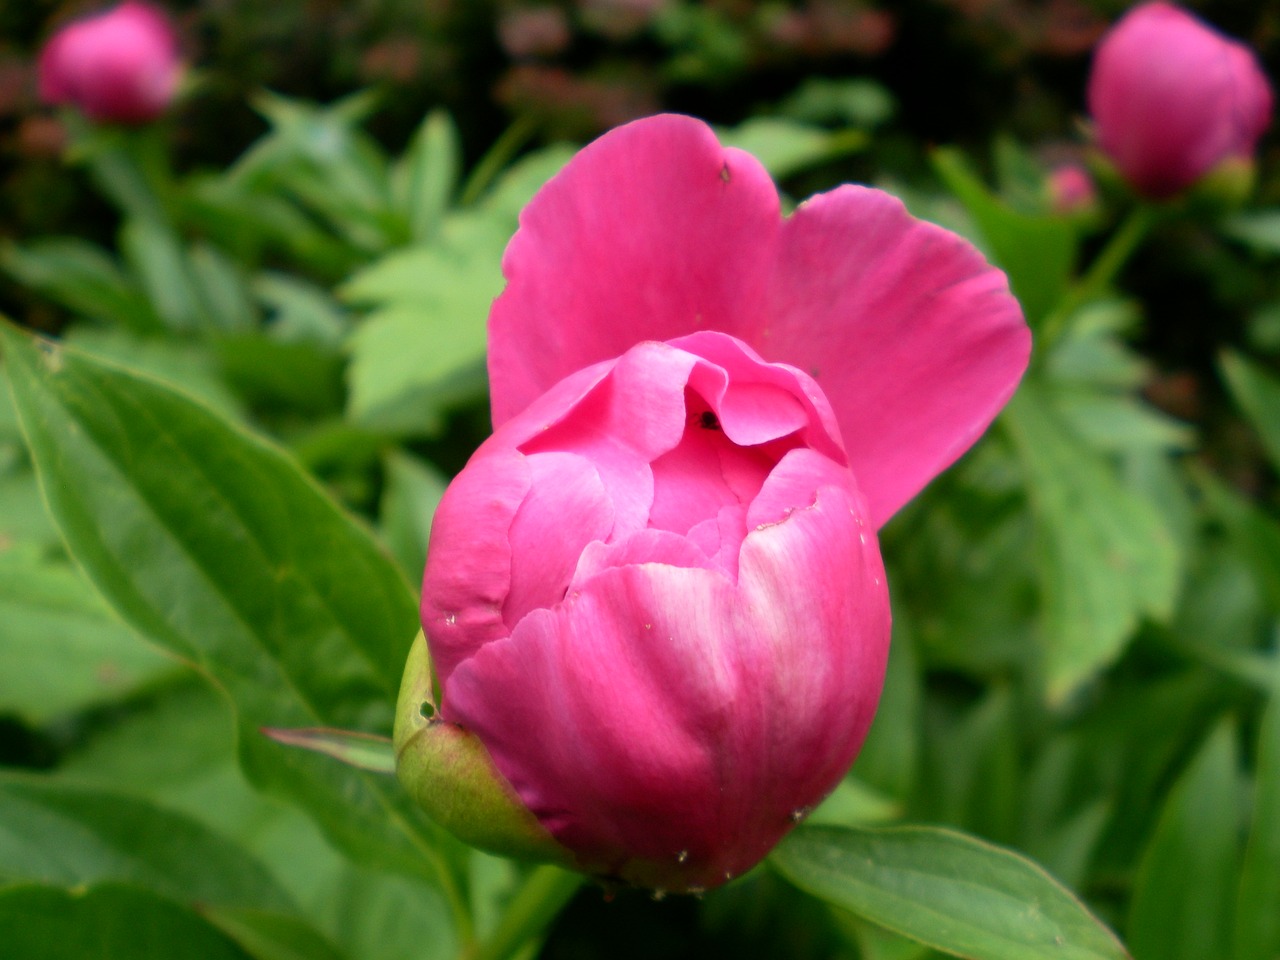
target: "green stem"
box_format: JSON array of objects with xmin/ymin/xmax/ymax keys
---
[
  {"xmin": 1037, "ymin": 205, "xmax": 1158, "ymax": 354},
  {"xmin": 458, "ymin": 114, "xmax": 540, "ymax": 208},
  {"xmin": 463, "ymin": 866, "xmax": 582, "ymax": 960}
]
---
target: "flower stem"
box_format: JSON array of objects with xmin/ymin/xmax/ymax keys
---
[
  {"xmin": 1037, "ymin": 204, "xmax": 1158, "ymax": 354},
  {"xmin": 463, "ymin": 866, "xmax": 582, "ymax": 960}
]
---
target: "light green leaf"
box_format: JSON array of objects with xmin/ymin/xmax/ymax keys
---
[
  {"xmin": 1223, "ymin": 209, "xmax": 1280, "ymax": 255},
  {"xmin": 1128, "ymin": 720, "xmax": 1241, "ymax": 960},
  {"xmin": 1004, "ymin": 385, "xmax": 1180, "ymax": 701},
  {"xmin": 393, "ymin": 110, "xmax": 462, "ymax": 244},
  {"xmin": 1235, "ymin": 667, "xmax": 1280, "ymax": 960},
  {"xmin": 0, "ymin": 884, "xmax": 256, "ymax": 960},
  {"xmin": 1220, "ymin": 350, "xmax": 1280, "ymax": 473},
  {"xmin": 0, "ymin": 323, "xmax": 456, "ymax": 888},
  {"xmin": 204, "ymin": 907, "xmax": 347, "ymax": 960},
  {"xmin": 119, "ymin": 218, "xmax": 207, "ymax": 332},
  {"xmin": 0, "ymin": 552, "xmax": 175, "ymax": 722},
  {"xmin": 717, "ymin": 117, "xmax": 867, "ymax": 180},
  {"xmin": 0, "ymin": 772, "xmax": 292, "ymax": 912},
  {"xmin": 932, "ymin": 148, "xmax": 1076, "ymax": 325},
  {"xmin": 772, "ymin": 824, "xmax": 1129, "ymax": 960}
]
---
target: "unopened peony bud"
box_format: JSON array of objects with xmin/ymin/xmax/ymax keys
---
[
  {"xmin": 1047, "ymin": 163, "xmax": 1098, "ymax": 216},
  {"xmin": 38, "ymin": 2, "xmax": 183, "ymax": 125},
  {"xmin": 1087, "ymin": 2, "xmax": 1272, "ymax": 201},
  {"xmin": 395, "ymin": 115, "xmax": 1031, "ymax": 893}
]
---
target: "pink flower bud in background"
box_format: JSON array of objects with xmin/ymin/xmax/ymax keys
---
[
  {"xmin": 395, "ymin": 116, "xmax": 1031, "ymax": 892},
  {"xmin": 1047, "ymin": 162, "xmax": 1097, "ymax": 215},
  {"xmin": 1087, "ymin": 2, "xmax": 1272, "ymax": 200},
  {"xmin": 38, "ymin": 1, "xmax": 182, "ymax": 125}
]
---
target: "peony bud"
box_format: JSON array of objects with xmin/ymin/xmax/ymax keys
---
[
  {"xmin": 396, "ymin": 115, "xmax": 1031, "ymax": 892},
  {"xmin": 405, "ymin": 332, "xmax": 890, "ymax": 892},
  {"xmin": 1047, "ymin": 163, "xmax": 1098, "ymax": 216},
  {"xmin": 1087, "ymin": 2, "xmax": 1272, "ymax": 201},
  {"xmin": 38, "ymin": 2, "xmax": 183, "ymax": 125}
]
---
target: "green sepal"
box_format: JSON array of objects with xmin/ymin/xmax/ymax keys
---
[{"xmin": 393, "ymin": 632, "xmax": 571, "ymax": 865}]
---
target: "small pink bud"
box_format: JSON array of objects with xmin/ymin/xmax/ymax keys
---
[
  {"xmin": 38, "ymin": 2, "xmax": 183, "ymax": 125},
  {"xmin": 1047, "ymin": 163, "xmax": 1097, "ymax": 215},
  {"xmin": 1087, "ymin": 2, "xmax": 1272, "ymax": 200}
]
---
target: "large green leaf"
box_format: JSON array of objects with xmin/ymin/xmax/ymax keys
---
[
  {"xmin": 0, "ymin": 552, "xmax": 175, "ymax": 722},
  {"xmin": 1004, "ymin": 385, "xmax": 1180, "ymax": 701},
  {"xmin": 772, "ymin": 824, "xmax": 1128, "ymax": 960},
  {"xmin": 1235, "ymin": 667, "xmax": 1280, "ymax": 960},
  {"xmin": 0, "ymin": 772, "xmax": 292, "ymax": 912},
  {"xmin": 1127, "ymin": 720, "xmax": 1242, "ymax": 960},
  {"xmin": 0, "ymin": 884, "xmax": 256, "ymax": 960},
  {"xmin": 0, "ymin": 323, "xmax": 455, "ymax": 889}
]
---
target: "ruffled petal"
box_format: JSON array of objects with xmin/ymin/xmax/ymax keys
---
[
  {"xmin": 758, "ymin": 186, "xmax": 1030, "ymax": 527},
  {"xmin": 420, "ymin": 448, "xmax": 530, "ymax": 687},
  {"xmin": 489, "ymin": 114, "xmax": 781, "ymax": 425}
]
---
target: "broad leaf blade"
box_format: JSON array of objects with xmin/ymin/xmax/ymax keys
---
[
  {"xmin": 0, "ymin": 323, "xmax": 451, "ymax": 885},
  {"xmin": 0, "ymin": 884, "xmax": 256, "ymax": 960},
  {"xmin": 1235, "ymin": 669, "xmax": 1280, "ymax": 960},
  {"xmin": 772, "ymin": 824, "xmax": 1129, "ymax": 960},
  {"xmin": 1127, "ymin": 720, "xmax": 1241, "ymax": 960},
  {"xmin": 0, "ymin": 772, "xmax": 292, "ymax": 912},
  {"xmin": 1220, "ymin": 350, "xmax": 1280, "ymax": 474}
]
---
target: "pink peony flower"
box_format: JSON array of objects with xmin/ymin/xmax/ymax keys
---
[
  {"xmin": 1087, "ymin": 2, "xmax": 1272, "ymax": 200},
  {"xmin": 396, "ymin": 115, "xmax": 1030, "ymax": 892},
  {"xmin": 38, "ymin": 1, "xmax": 182, "ymax": 125}
]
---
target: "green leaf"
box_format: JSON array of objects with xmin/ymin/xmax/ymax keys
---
[
  {"xmin": 932, "ymin": 148, "xmax": 1076, "ymax": 325},
  {"xmin": 1004, "ymin": 385, "xmax": 1180, "ymax": 701},
  {"xmin": 772, "ymin": 824, "xmax": 1129, "ymax": 960},
  {"xmin": 119, "ymin": 218, "xmax": 207, "ymax": 332},
  {"xmin": 1235, "ymin": 667, "xmax": 1280, "ymax": 960},
  {"xmin": 0, "ymin": 883, "xmax": 256, "ymax": 960},
  {"xmin": 0, "ymin": 238, "xmax": 160, "ymax": 333},
  {"xmin": 204, "ymin": 907, "xmax": 348, "ymax": 960},
  {"xmin": 1223, "ymin": 209, "xmax": 1280, "ymax": 255},
  {"xmin": 717, "ymin": 117, "xmax": 867, "ymax": 180},
  {"xmin": 0, "ymin": 323, "xmax": 455, "ymax": 888},
  {"xmin": 380, "ymin": 450, "xmax": 447, "ymax": 581},
  {"xmin": 262, "ymin": 727, "xmax": 396, "ymax": 774},
  {"xmin": 1128, "ymin": 720, "xmax": 1242, "ymax": 960},
  {"xmin": 1220, "ymin": 351, "xmax": 1280, "ymax": 473},
  {"xmin": 393, "ymin": 110, "xmax": 462, "ymax": 244},
  {"xmin": 0, "ymin": 552, "xmax": 175, "ymax": 722},
  {"xmin": 0, "ymin": 772, "xmax": 292, "ymax": 911}
]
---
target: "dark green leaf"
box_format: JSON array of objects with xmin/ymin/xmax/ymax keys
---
[
  {"xmin": 1235, "ymin": 666, "xmax": 1280, "ymax": 960},
  {"xmin": 0, "ymin": 883, "xmax": 255, "ymax": 960},
  {"xmin": 0, "ymin": 238, "xmax": 160, "ymax": 332},
  {"xmin": 204, "ymin": 906, "xmax": 348, "ymax": 960},
  {"xmin": 1127, "ymin": 720, "xmax": 1241, "ymax": 960},
  {"xmin": 1220, "ymin": 350, "xmax": 1280, "ymax": 473},
  {"xmin": 932, "ymin": 148, "xmax": 1076, "ymax": 325},
  {"xmin": 0, "ymin": 322, "xmax": 454, "ymax": 887},
  {"xmin": 772, "ymin": 824, "xmax": 1129, "ymax": 960},
  {"xmin": 0, "ymin": 772, "xmax": 292, "ymax": 911},
  {"xmin": 393, "ymin": 110, "xmax": 462, "ymax": 244}
]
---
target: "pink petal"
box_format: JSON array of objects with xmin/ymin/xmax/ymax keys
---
[
  {"xmin": 488, "ymin": 114, "xmax": 781, "ymax": 426},
  {"xmin": 420, "ymin": 448, "xmax": 530, "ymax": 687},
  {"xmin": 757, "ymin": 186, "xmax": 1030, "ymax": 527},
  {"xmin": 442, "ymin": 476, "xmax": 888, "ymax": 890},
  {"xmin": 503, "ymin": 452, "xmax": 614, "ymax": 631}
]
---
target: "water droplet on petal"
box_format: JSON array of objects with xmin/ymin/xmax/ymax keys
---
[
  {"xmin": 443, "ymin": 613, "xmax": 457, "ymax": 626},
  {"xmin": 676, "ymin": 849, "xmax": 688, "ymax": 864},
  {"xmin": 859, "ymin": 532, "xmax": 867, "ymax": 545},
  {"xmin": 688, "ymin": 886, "xmax": 706, "ymax": 899},
  {"xmin": 651, "ymin": 889, "xmax": 667, "ymax": 902},
  {"xmin": 790, "ymin": 806, "xmax": 812, "ymax": 823}
]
